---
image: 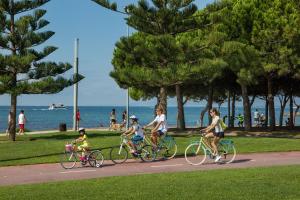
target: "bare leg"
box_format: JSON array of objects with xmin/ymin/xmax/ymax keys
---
[
  {"xmin": 151, "ymin": 132, "xmax": 158, "ymax": 147},
  {"xmin": 212, "ymin": 137, "xmax": 221, "ymax": 155},
  {"xmin": 128, "ymin": 141, "xmax": 136, "ymax": 152},
  {"xmin": 204, "ymin": 132, "xmax": 214, "ymax": 151}
]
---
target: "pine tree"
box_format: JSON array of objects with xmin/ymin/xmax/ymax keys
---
[
  {"xmin": 0, "ymin": 0, "xmax": 83, "ymax": 141},
  {"xmin": 93, "ymin": 0, "xmax": 198, "ymax": 125}
]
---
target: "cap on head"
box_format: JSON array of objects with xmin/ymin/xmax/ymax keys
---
[{"xmin": 129, "ymin": 115, "xmax": 138, "ymax": 120}]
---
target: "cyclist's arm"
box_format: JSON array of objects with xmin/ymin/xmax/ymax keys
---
[
  {"xmin": 205, "ymin": 119, "xmax": 218, "ymax": 133},
  {"xmin": 126, "ymin": 127, "xmax": 136, "ymax": 137},
  {"xmin": 144, "ymin": 119, "xmax": 156, "ymax": 128},
  {"xmin": 152, "ymin": 121, "xmax": 163, "ymax": 132},
  {"xmin": 123, "ymin": 127, "xmax": 133, "ymax": 135}
]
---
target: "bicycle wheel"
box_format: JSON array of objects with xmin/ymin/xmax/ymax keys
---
[
  {"xmin": 110, "ymin": 146, "xmax": 128, "ymax": 164},
  {"xmin": 88, "ymin": 150, "xmax": 104, "ymax": 168},
  {"xmin": 218, "ymin": 142, "xmax": 236, "ymax": 164},
  {"xmin": 60, "ymin": 151, "xmax": 77, "ymax": 169},
  {"xmin": 185, "ymin": 143, "xmax": 207, "ymax": 165},
  {"xmin": 140, "ymin": 145, "xmax": 155, "ymax": 162},
  {"xmin": 161, "ymin": 138, "xmax": 177, "ymax": 159}
]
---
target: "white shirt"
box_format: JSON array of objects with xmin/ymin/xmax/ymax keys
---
[
  {"xmin": 132, "ymin": 124, "xmax": 144, "ymax": 137},
  {"xmin": 18, "ymin": 113, "xmax": 25, "ymax": 124},
  {"xmin": 254, "ymin": 111, "xmax": 259, "ymax": 119},
  {"xmin": 150, "ymin": 114, "xmax": 168, "ymax": 133},
  {"xmin": 211, "ymin": 116, "xmax": 223, "ymax": 133}
]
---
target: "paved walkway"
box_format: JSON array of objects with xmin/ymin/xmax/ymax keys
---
[{"xmin": 0, "ymin": 151, "xmax": 299, "ymax": 186}]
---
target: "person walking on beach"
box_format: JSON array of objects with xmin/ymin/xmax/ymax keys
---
[
  {"xmin": 254, "ymin": 109, "xmax": 260, "ymax": 126},
  {"xmin": 18, "ymin": 110, "xmax": 26, "ymax": 135},
  {"xmin": 6, "ymin": 112, "xmax": 12, "ymax": 136},
  {"xmin": 121, "ymin": 110, "xmax": 127, "ymax": 129},
  {"xmin": 76, "ymin": 109, "xmax": 81, "ymax": 130},
  {"xmin": 109, "ymin": 109, "xmax": 116, "ymax": 130},
  {"xmin": 237, "ymin": 113, "xmax": 244, "ymax": 127}
]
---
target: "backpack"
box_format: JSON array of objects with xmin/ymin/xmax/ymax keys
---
[{"xmin": 220, "ymin": 119, "xmax": 227, "ymax": 131}]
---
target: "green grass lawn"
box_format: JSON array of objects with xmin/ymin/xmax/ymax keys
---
[
  {"xmin": 0, "ymin": 131, "xmax": 300, "ymax": 167},
  {"xmin": 0, "ymin": 165, "xmax": 299, "ymax": 200}
]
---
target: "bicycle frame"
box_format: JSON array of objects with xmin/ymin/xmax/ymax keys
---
[
  {"xmin": 119, "ymin": 135, "xmax": 143, "ymax": 154},
  {"xmin": 143, "ymin": 132, "xmax": 167, "ymax": 147},
  {"xmin": 191, "ymin": 136, "xmax": 215, "ymax": 156}
]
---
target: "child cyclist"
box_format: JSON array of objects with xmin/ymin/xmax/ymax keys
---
[
  {"xmin": 122, "ymin": 115, "xmax": 144, "ymax": 155},
  {"xmin": 75, "ymin": 128, "xmax": 90, "ymax": 161}
]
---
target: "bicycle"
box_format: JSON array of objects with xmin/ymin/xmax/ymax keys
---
[
  {"xmin": 185, "ymin": 132, "xmax": 236, "ymax": 165},
  {"xmin": 110, "ymin": 135, "xmax": 155, "ymax": 164},
  {"xmin": 60, "ymin": 142, "xmax": 104, "ymax": 169},
  {"xmin": 143, "ymin": 129, "xmax": 177, "ymax": 160}
]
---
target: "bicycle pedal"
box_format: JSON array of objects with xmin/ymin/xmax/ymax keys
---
[{"xmin": 131, "ymin": 153, "xmax": 138, "ymax": 157}]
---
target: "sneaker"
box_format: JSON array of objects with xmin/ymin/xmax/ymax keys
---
[
  {"xmin": 215, "ymin": 155, "xmax": 222, "ymax": 162},
  {"xmin": 130, "ymin": 149, "xmax": 135, "ymax": 154}
]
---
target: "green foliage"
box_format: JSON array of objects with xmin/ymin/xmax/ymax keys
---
[{"xmin": 0, "ymin": 0, "xmax": 84, "ymax": 95}]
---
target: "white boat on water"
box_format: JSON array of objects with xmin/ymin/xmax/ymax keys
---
[{"xmin": 48, "ymin": 104, "xmax": 67, "ymax": 110}]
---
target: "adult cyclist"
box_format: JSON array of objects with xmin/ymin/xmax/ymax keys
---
[
  {"xmin": 201, "ymin": 108, "xmax": 224, "ymax": 162},
  {"xmin": 144, "ymin": 106, "xmax": 167, "ymax": 149}
]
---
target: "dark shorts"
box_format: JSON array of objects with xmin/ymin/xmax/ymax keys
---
[
  {"xmin": 131, "ymin": 135, "xmax": 143, "ymax": 144},
  {"xmin": 213, "ymin": 131, "xmax": 224, "ymax": 138},
  {"xmin": 157, "ymin": 130, "xmax": 165, "ymax": 136},
  {"xmin": 110, "ymin": 119, "xmax": 116, "ymax": 123}
]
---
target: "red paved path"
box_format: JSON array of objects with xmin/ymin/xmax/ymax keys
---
[{"xmin": 0, "ymin": 151, "xmax": 299, "ymax": 186}]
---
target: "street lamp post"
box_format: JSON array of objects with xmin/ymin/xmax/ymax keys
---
[
  {"xmin": 73, "ymin": 38, "xmax": 79, "ymax": 131},
  {"xmin": 126, "ymin": 25, "xmax": 130, "ymax": 129}
]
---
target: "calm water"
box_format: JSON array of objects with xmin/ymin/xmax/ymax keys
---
[{"xmin": 0, "ymin": 106, "xmax": 298, "ymax": 131}]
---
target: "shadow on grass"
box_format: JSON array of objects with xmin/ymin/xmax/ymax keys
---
[
  {"xmin": 30, "ymin": 132, "xmax": 121, "ymax": 141},
  {"xmin": 0, "ymin": 146, "xmax": 114, "ymax": 163},
  {"xmin": 234, "ymin": 132, "xmax": 300, "ymax": 139}
]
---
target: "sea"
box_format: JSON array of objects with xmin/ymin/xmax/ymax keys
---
[{"xmin": 0, "ymin": 106, "xmax": 298, "ymax": 132}]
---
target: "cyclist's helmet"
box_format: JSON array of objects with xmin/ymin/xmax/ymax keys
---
[
  {"xmin": 78, "ymin": 127, "xmax": 85, "ymax": 134},
  {"xmin": 129, "ymin": 115, "xmax": 138, "ymax": 120}
]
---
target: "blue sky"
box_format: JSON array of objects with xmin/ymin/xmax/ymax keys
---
[{"xmin": 0, "ymin": 0, "xmax": 225, "ymax": 107}]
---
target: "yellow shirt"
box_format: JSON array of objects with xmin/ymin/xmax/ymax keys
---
[{"xmin": 79, "ymin": 134, "xmax": 89, "ymax": 147}]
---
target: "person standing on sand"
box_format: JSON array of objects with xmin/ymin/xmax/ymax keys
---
[
  {"xmin": 237, "ymin": 113, "xmax": 244, "ymax": 127},
  {"xmin": 109, "ymin": 109, "xmax": 116, "ymax": 130},
  {"xmin": 6, "ymin": 111, "xmax": 12, "ymax": 136},
  {"xmin": 76, "ymin": 109, "xmax": 81, "ymax": 130},
  {"xmin": 18, "ymin": 110, "xmax": 26, "ymax": 135},
  {"xmin": 254, "ymin": 109, "xmax": 260, "ymax": 126},
  {"xmin": 121, "ymin": 110, "xmax": 127, "ymax": 129}
]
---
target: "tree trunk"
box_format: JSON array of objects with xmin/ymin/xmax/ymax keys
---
[
  {"xmin": 227, "ymin": 91, "xmax": 231, "ymax": 126},
  {"xmin": 250, "ymin": 96, "xmax": 256, "ymax": 108},
  {"xmin": 289, "ymin": 90, "xmax": 294, "ymax": 128},
  {"xmin": 176, "ymin": 85, "xmax": 185, "ymax": 130},
  {"xmin": 265, "ymin": 96, "xmax": 269, "ymax": 127},
  {"xmin": 241, "ymin": 84, "xmax": 251, "ymax": 131},
  {"xmin": 9, "ymin": 94, "xmax": 17, "ymax": 141},
  {"xmin": 294, "ymin": 99, "xmax": 300, "ymax": 125},
  {"xmin": 8, "ymin": 5, "xmax": 17, "ymax": 141},
  {"xmin": 207, "ymin": 85, "xmax": 213, "ymax": 125},
  {"xmin": 230, "ymin": 93, "xmax": 236, "ymax": 127},
  {"xmin": 267, "ymin": 77, "xmax": 276, "ymax": 130},
  {"xmin": 200, "ymin": 102, "xmax": 209, "ymax": 127},
  {"xmin": 159, "ymin": 87, "xmax": 167, "ymax": 117},
  {"xmin": 279, "ymin": 95, "xmax": 288, "ymax": 127},
  {"xmin": 154, "ymin": 96, "xmax": 160, "ymax": 117}
]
